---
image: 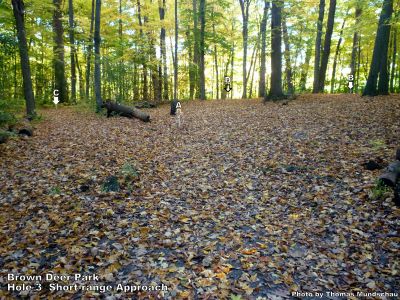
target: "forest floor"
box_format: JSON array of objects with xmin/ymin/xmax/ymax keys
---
[{"xmin": 0, "ymin": 94, "xmax": 399, "ymax": 299}]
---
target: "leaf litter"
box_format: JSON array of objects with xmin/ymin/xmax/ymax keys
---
[{"xmin": 0, "ymin": 94, "xmax": 399, "ymax": 298}]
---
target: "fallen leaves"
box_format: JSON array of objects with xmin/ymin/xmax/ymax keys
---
[{"xmin": 0, "ymin": 94, "xmax": 399, "ymax": 298}]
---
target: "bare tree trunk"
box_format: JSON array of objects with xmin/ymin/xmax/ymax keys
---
[
  {"xmin": 94, "ymin": 0, "xmax": 102, "ymax": 111},
  {"xmin": 212, "ymin": 9, "xmax": 219, "ymax": 99},
  {"xmin": 330, "ymin": 17, "xmax": 346, "ymax": 93},
  {"xmin": 363, "ymin": 0, "xmax": 393, "ymax": 96},
  {"xmin": 350, "ymin": 6, "xmax": 361, "ymax": 92},
  {"xmin": 159, "ymin": 0, "xmax": 168, "ymax": 100},
  {"xmin": 268, "ymin": 0, "xmax": 284, "ymax": 99},
  {"xmin": 239, "ymin": 0, "xmax": 250, "ymax": 99},
  {"xmin": 312, "ymin": 0, "xmax": 325, "ymax": 93},
  {"xmin": 69, "ymin": 0, "xmax": 77, "ymax": 103},
  {"xmin": 389, "ymin": 27, "xmax": 397, "ymax": 92},
  {"xmin": 53, "ymin": 0, "xmax": 68, "ymax": 103},
  {"xmin": 11, "ymin": 0, "xmax": 35, "ymax": 117},
  {"xmin": 282, "ymin": 12, "xmax": 294, "ymax": 94},
  {"xmin": 75, "ymin": 51, "xmax": 84, "ymax": 99},
  {"xmin": 174, "ymin": 0, "xmax": 178, "ymax": 100},
  {"xmin": 300, "ymin": 38, "xmax": 312, "ymax": 91},
  {"xmin": 317, "ymin": 0, "xmax": 336, "ymax": 93},
  {"xmin": 199, "ymin": 0, "xmax": 206, "ymax": 99},
  {"xmin": 85, "ymin": 0, "xmax": 95, "ymax": 99},
  {"xmin": 258, "ymin": 0, "xmax": 269, "ymax": 97}
]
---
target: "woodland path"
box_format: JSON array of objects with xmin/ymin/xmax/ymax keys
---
[{"xmin": 1, "ymin": 94, "xmax": 399, "ymax": 298}]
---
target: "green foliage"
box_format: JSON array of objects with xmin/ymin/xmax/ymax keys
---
[
  {"xmin": 370, "ymin": 180, "xmax": 391, "ymax": 200},
  {"xmin": 370, "ymin": 139, "xmax": 386, "ymax": 150},
  {"xmin": 49, "ymin": 186, "xmax": 61, "ymax": 195},
  {"xmin": 0, "ymin": 110, "xmax": 16, "ymax": 128},
  {"xmin": 120, "ymin": 162, "xmax": 139, "ymax": 180},
  {"xmin": 102, "ymin": 175, "xmax": 120, "ymax": 192}
]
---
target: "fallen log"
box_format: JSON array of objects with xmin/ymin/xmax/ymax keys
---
[
  {"xmin": 102, "ymin": 100, "xmax": 150, "ymax": 122},
  {"xmin": 379, "ymin": 161, "xmax": 400, "ymax": 187}
]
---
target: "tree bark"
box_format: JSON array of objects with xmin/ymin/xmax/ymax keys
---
[
  {"xmin": 282, "ymin": 12, "xmax": 294, "ymax": 94},
  {"xmin": 11, "ymin": 0, "xmax": 35, "ymax": 117},
  {"xmin": 330, "ymin": 17, "xmax": 346, "ymax": 93},
  {"xmin": 363, "ymin": 0, "xmax": 393, "ymax": 96},
  {"xmin": 239, "ymin": 0, "xmax": 250, "ymax": 99},
  {"xmin": 102, "ymin": 101, "xmax": 150, "ymax": 122},
  {"xmin": 69, "ymin": 0, "xmax": 77, "ymax": 103},
  {"xmin": 85, "ymin": 0, "xmax": 95, "ymax": 99},
  {"xmin": 212, "ymin": 9, "xmax": 219, "ymax": 99},
  {"xmin": 350, "ymin": 6, "xmax": 361, "ymax": 92},
  {"xmin": 258, "ymin": 0, "xmax": 269, "ymax": 98},
  {"xmin": 159, "ymin": 0, "xmax": 169, "ymax": 100},
  {"xmin": 317, "ymin": 0, "xmax": 336, "ymax": 93},
  {"xmin": 267, "ymin": 0, "xmax": 284, "ymax": 99},
  {"xmin": 390, "ymin": 27, "xmax": 397, "ymax": 92},
  {"xmin": 199, "ymin": 0, "xmax": 206, "ymax": 100},
  {"xmin": 173, "ymin": 0, "xmax": 178, "ymax": 101},
  {"xmin": 94, "ymin": 0, "xmax": 102, "ymax": 111},
  {"xmin": 312, "ymin": 0, "xmax": 325, "ymax": 93},
  {"xmin": 53, "ymin": 0, "xmax": 68, "ymax": 103},
  {"xmin": 300, "ymin": 38, "xmax": 312, "ymax": 91}
]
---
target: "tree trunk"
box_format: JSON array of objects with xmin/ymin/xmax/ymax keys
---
[
  {"xmin": 300, "ymin": 38, "xmax": 312, "ymax": 91},
  {"xmin": 363, "ymin": 0, "xmax": 393, "ymax": 96},
  {"xmin": 94, "ymin": 0, "xmax": 102, "ymax": 111},
  {"xmin": 259, "ymin": 0, "xmax": 269, "ymax": 98},
  {"xmin": 330, "ymin": 17, "xmax": 346, "ymax": 93},
  {"xmin": 11, "ymin": 0, "xmax": 35, "ymax": 117},
  {"xmin": 53, "ymin": 0, "xmax": 68, "ymax": 103},
  {"xmin": 159, "ymin": 0, "xmax": 168, "ymax": 100},
  {"xmin": 69, "ymin": 0, "xmax": 77, "ymax": 103},
  {"xmin": 75, "ymin": 51, "xmax": 84, "ymax": 99},
  {"xmin": 85, "ymin": 0, "xmax": 95, "ymax": 99},
  {"xmin": 212, "ymin": 10, "xmax": 219, "ymax": 100},
  {"xmin": 317, "ymin": 0, "xmax": 336, "ymax": 93},
  {"xmin": 173, "ymin": 0, "xmax": 179, "ymax": 101},
  {"xmin": 268, "ymin": 0, "xmax": 284, "ymax": 99},
  {"xmin": 192, "ymin": 0, "xmax": 200, "ymax": 99},
  {"xmin": 239, "ymin": 0, "xmax": 250, "ymax": 99},
  {"xmin": 102, "ymin": 101, "xmax": 150, "ymax": 122},
  {"xmin": 199, "ymin": 0, "xmax": 206, "ymax": 100},
  {"xmin": 350, "ymin": 6, "xmax": 361, "ymax": 92},
  {"xmin": 312, "ymin": 0, "xmax": 325, "ymax": 93},
  {"xmin": 282, "ymin": 12, "xmax": 294, "ymax": 94},
  {"xmin": 389, "ymin": 27, "xmax": 397, "ymax": 92},
  {"xmin": 230, "ymin": 43, "xmax": 235, "ymax": 99}
]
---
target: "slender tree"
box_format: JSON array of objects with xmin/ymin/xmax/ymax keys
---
[
  {"xmin": 363, "ymin": 0, "xmax": 393, "ymax": 96},
  {"xmin": 312, "ymin": 0, "xmax": 325, "ymax": 93},
  {"xmin": 94, "ymin": 0, "xmax": 102, "ymax": 110},
  {"xmin": 282, "ymin": 12, "xmax": 294, "ymax": 94},
  {"xmin": 239, "ymin": 0, "xmax": 251, "ymax": 99},
  {"xmin": 199, "ymin": 0, "xmax": 206, "ymax": 99},
  {"xmin": 159, "ymin": 0, "xmax": 169, "ymax": 100},
  {"xmin": 389, "ymin": 27, "xmax": 397, "ymax": 92},
  {"xmin": 317, "ymin": 0, "xmax": 336, "ymax": 92},
  {"xmin": 300, "ymin": 38, "xmax": 313, "ymax": 91},
  {"xmin": 53, "ymin": 0, "xmax": 68, "ymax": 103},
  {"xmin": 331, "ymin": 17, "xmax": 346, "ymax": 93},
  {"xmin": 85, "ymin": 0, "xmax": 95, "ymax": 99},
  {"xmin": 350, "ymin": 5, "xmax": 362, "ymax": 92},
  {"xmin": 68, "ymin": 0, "xmax": 77, "ymax": 103},
  {"xmin": 174, "ymin": 0, "xmax": 178, "ymax": 100},
  {"xmin": 258, "ymin": 0, "xmax": 269, "ymax": 98},
  {"xmin": 267, "ymin": 0, "xmax": 284, "ymax": 99},
  {"xmin": 11, "ymin": 0, "xmax": 35, "ymax": 117}
]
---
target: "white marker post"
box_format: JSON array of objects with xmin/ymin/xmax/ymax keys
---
[
  {"xmin": 53, "ymin": 89, "xmax": 59, "ymax": 108},
  {"xmin": 176, "ymin": 101, "xmax": 182, "ymax": 128}
]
